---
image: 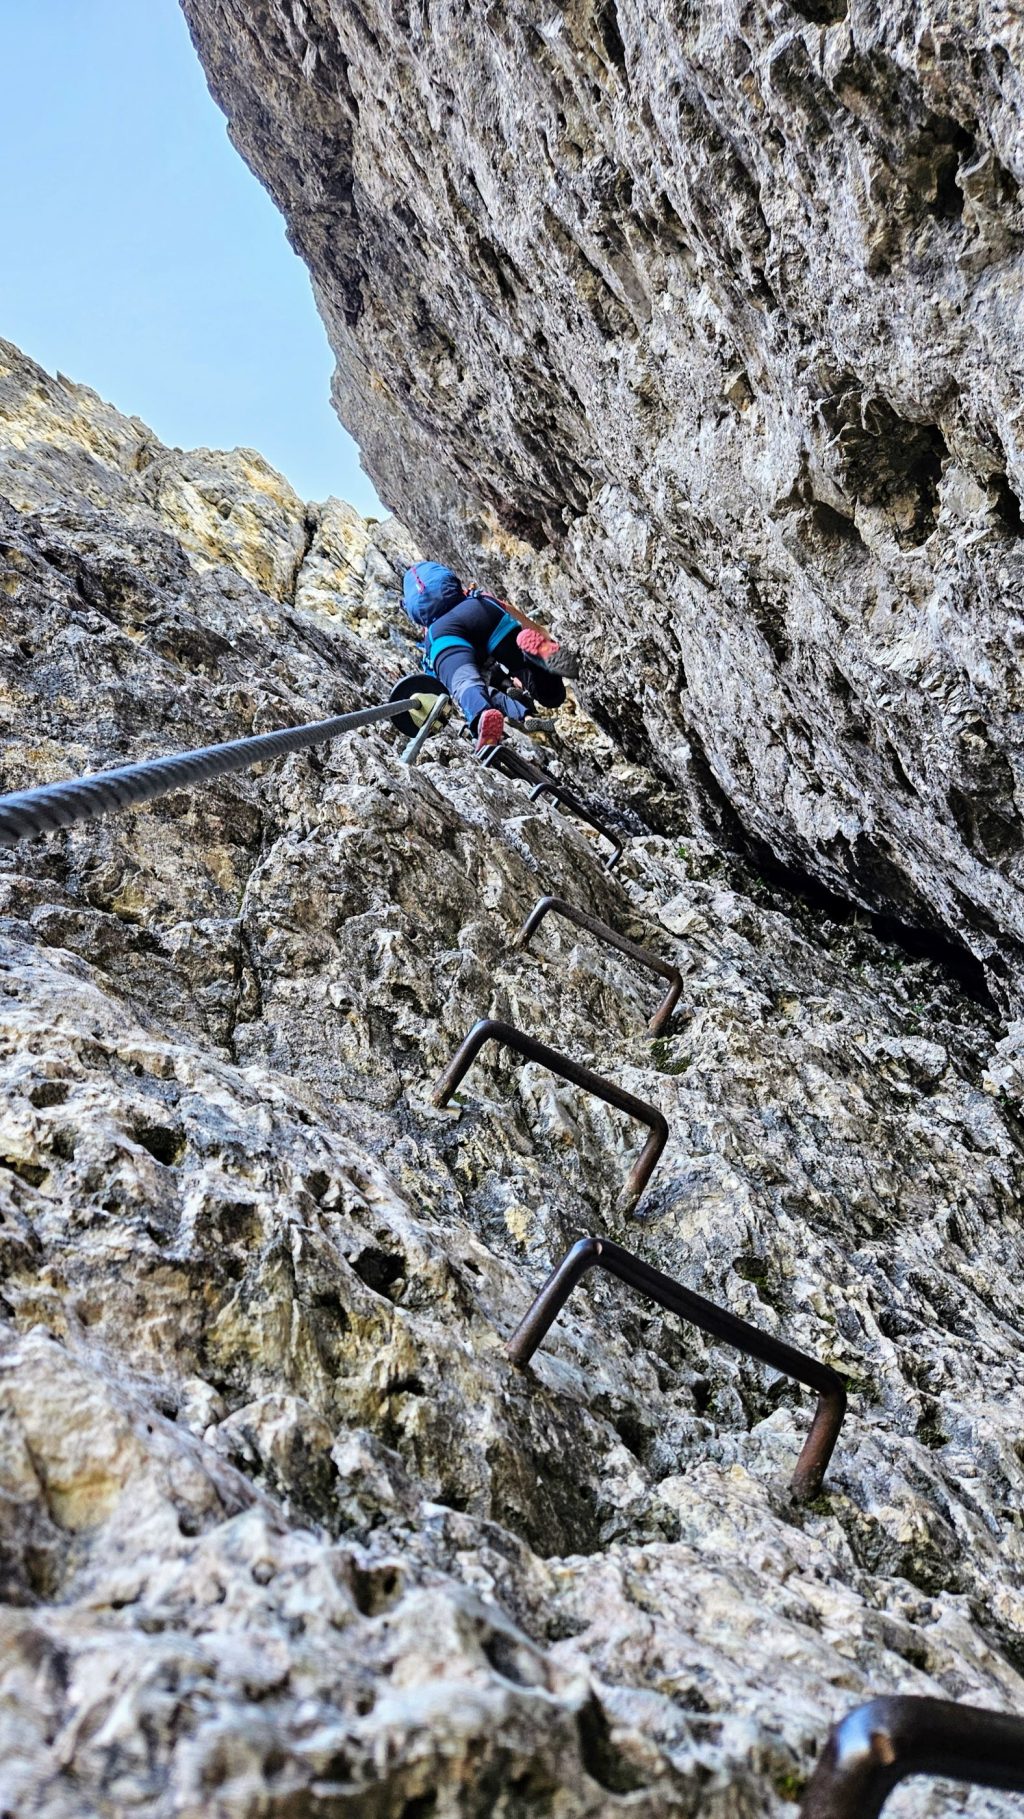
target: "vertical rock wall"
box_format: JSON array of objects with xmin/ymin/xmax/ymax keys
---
[
  {"xmin": 2, "ymin": 339, "xmax": 1024, "ymax": 1813},
  {"xmin": 180, "ymin": 0, "xmax": 1024, "ymax": 1001}
]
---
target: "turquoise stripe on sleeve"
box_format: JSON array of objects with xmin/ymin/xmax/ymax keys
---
[{"xmin": 485, "ymin": 611, "xmax": 519, "ymax": 655}]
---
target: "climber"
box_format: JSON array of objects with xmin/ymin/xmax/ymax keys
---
[{"xmin": 401, "ymin": 561, "xmax": 577, "ymax": 755}]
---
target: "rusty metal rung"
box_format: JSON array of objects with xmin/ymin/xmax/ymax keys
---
[
  {"xmin": 799, "ymin": 1695, "xmax": 1024, "ymax": 1817},
  {"xmin": 478, "ymin": 743, "xmax": 623, "ymax": 867},
  {"xmin": 517, "ymin": 895, "xmax": 683, "ymax": 1036},
  {"xmin": 527, "ymin": 778, "xmax": 623, "ymax": 868},
  {"xmin": 507, "ymin": 1236, "xmax": 847, "ymax": 1500},
  {"xmin": 430, "ymin": 1018, "xmax": 667, "ymax": 1213}
]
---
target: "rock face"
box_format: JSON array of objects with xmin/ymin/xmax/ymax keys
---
[
  {"xmin": 179, "ymin": 0, "xmax": 1024, "ymax": 1006},
  {"xmin": 3, "ymin": 338, "xmax": 1024, "ymax": 1813}
]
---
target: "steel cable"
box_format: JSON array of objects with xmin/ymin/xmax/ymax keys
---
[{"xmin": 0, "ymin": 698, "xmax": 411, "ymax": 847}]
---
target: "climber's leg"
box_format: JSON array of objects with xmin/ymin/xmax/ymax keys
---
[
  {"xmin": 516, "ymin": 627, "xmax": 580, "ymax": 679},
  {"xmin": 432, "ymin": 648, "xmax": 492, "ymax": 729},
  {"xmin": 474, "ymin": 707, "xmax": 505, "ymax": 753},
  {"xmin": 431, "ymin": 646, "xmax": 508, "ymax": 752}
]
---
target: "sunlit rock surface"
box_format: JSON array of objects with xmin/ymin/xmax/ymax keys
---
[
  {"xmin": 179, "ymin": 0, "xmax": 1024, "ymax": 1006},
  {"xmin": 1, "ymin": 343, "xmax": 1023, "ymax": 1812}
]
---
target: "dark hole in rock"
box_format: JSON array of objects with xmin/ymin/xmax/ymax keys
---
[
  {"xmin": 989, "ymin": 470, "xmax": 1024, "ymax": 536},
  {"xmin": 386, "ymin": 1375, "xmax": 426, "ymax": 1398},
  {"xmin": 926, "ymin": 116, "xmax": 975, "ymax": 219},
  {"xmin": 474, "ymin": 235, "xmax": 518, "ymax": 305},
  {"xmin": 49, "ymin": 1129, "xmax": 76, "ymax": 1162},
  {"xmin": 748, "ymin": 585, "xmax": 792, "ymax": 665},
  {"xmin": 820, "ymin": 384, "xmax": 948, "ymax": 545},
  {"xmin": 611, "ymin": 1410, "xmax": 647, "ymax": 1458},
  {"xmin": 596, "ymin": 0, "xmax": 627, "ymax": 71},
  {"xmin": 398, "ymin": 1797, "xmax": 437, "ymax": 1819},
  {"xmin": 691, "ymin": 1376, "xmax": 713, "ymax": 1416},
  {"xmin": 351, "ymin": 1246, "xmax": 407, "ymax": 1298},
  {"xmin": 809, "ymin": 499, "xmax": 865, "ymax": 546},
  {"xmin": 788, "ymin": 0, "xmax": 847, "ymax": 19},
  {"xmin": 678, "ymin": 1684, "xmax": 713, "ymax": 1714},
  {"xmin": 479, "ymin": 1626, "xmax": 545, "ymax": 1687},
  {"xmin": 321, "ymin": 1748, "xmax": 354, "ymax": 1781},
  {"xmin": 0, "ymin": 1157, "xmax": 46, "ymax": 1188},
  {"xmin": 304, "ymin": 1169, "xmax": 331, "ymax": 1203},
  {"xmin": 133, "ymin": 1122, "xmax": 186, "ymax": 1167},
  {"xmin": 217, "ymin": 1201, "xmax": 260, "ymax": 1246},
  {"xmin": 577, "ymin": 1694, "xmax": 650, "ymax": 1793},
  {"xmin": 733, "ymin": 1254, "xmax": 770, "ymax": 1285},
  {"xmin": 350, "ymin": 1562, "xmax": 402, "ymax": 1616},
  {"xmin": 27, "ymin": 1082, "xmax": 68, "ymax": 1110},
  {"xmin": 309, "ymin": 1291, "xmax": 350, "ymax": 1331},
  {"xmin": 916, "ymin": 1414, "xmax": 949, "ymax": 1449},
  {"xmin": 887, "ymin": 745, "xmax": 918, "ymax": 796}
]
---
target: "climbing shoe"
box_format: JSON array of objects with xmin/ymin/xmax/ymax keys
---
[
  {"xmin": 522, "ymin": 716, "xmax": 556, "ymax": 735},
  {"xmin": 516, "ymin": 627, "xmax": 579, "ymax": 678},
  {"xmin": 474, "ymin": 707, "xmax": 505, "ymax": 754},
  {"xmin": 516, "ymin": 627, "xmax": 559, "ymax": 663}
]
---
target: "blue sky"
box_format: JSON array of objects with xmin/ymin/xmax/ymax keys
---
[{"xmin": 0, "ymin": 0, "xmax": 383, "ymax": 514}]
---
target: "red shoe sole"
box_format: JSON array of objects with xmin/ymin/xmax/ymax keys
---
[
  {"xmin": 516, "ymin": 628, "xmax": 559, "ymax": 662},
  {"xmin": 474, "ymin": 709, "xmax": 505, "ymax": 751}
]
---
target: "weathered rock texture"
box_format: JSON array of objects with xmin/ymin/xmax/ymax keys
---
[
  {"xmin": 180, "ymin": 0, "xmax": 1024, "ymax": 1007},
  {"xmin": 2, "ymin": 340, "xmax": 1024, "ymax": 1813}
]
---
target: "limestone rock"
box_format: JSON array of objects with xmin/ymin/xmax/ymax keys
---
[
  {"xmin": 2, "ymin": 344, "xmax": 1024, "ymax": 1814},
  {"xmin": 179, "ymin": 0, "xmax": 1024, "ymax": 1005}
]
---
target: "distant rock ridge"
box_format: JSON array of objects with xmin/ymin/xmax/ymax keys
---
[{"xmin": 180, "ymin": 1, "xmax": 1024, "ymax": 1006}]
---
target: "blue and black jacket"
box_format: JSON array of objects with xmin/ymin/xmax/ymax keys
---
[{"xmin": 423, "ymin": 591, "xmax": 522, "ymax": 679}]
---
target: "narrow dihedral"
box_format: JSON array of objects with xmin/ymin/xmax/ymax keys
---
[
  {"xmin": 430, "ymin": 1018, "xmax": 669, "ymax": 1211},
  {"xmin": 799, "ymin": 1696, "xmax": 1024, "ymax": 1817},
  {"xmin": 516, "ymin": 894, "xmax": 683, "ymax": 1034},
  {"xmin": 507, "ymin": 1236, "xmax": 848, "ymax": 1499}
]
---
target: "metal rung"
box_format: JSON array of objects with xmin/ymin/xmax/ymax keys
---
[
  {"xmin": 516, "ymin": 894, "xmax": 683, "ymax": 1035},
  {"xmin": 431, "ymin": 1017, "xmax": 668, "ymax": 1213},
  {"xmin": 800, "ymin": 1695, "xmax": 1024, "ymax": 1817},
  {"xmin": 528, "ymin": 778, "xmax": 623, "ymax": 868},
  {"xmin": 479, "ymin": 743, "xmax": 623, "ymax": 867},
  {"xmin": 508, "ymin": 1235, "xmax": 848, "ymax": 1500}
]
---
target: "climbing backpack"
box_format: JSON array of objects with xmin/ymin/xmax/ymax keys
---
[{"xmin": 402, "ymin": 562, "xmax": 465, "ymax": 628}]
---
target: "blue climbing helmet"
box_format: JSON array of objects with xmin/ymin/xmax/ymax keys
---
[{"xmin": 402, "ymin": 561, "xmax": 465, "ymax": 628}]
